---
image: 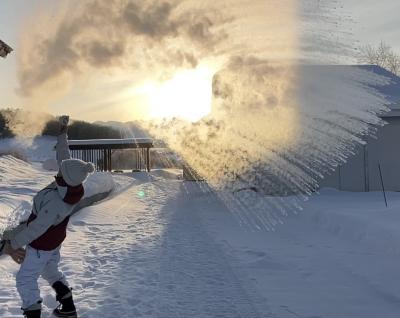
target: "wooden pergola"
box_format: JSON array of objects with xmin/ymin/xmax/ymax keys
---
[{"xmin": 68, "ymin": 138, "xmax": 153, "ymax": 172}]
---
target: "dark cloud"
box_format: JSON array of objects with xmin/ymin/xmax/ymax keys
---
[
  {"xmin": 122, "ymin": 1, "xmax": 178, "ymax": 38},
  {"xmin": 187, "ymin": 17, "xmax": 213, "ymax": 41},
  {"xmin": 78, "ymin": 41, "xmax": 125, "ymax": 67}
]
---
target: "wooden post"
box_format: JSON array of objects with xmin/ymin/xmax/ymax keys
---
[
  {"xmin": 108, "ymin": 149, "xmax": 112, "ymax": 171},
  {"xmin": 146, "ymin": 147, "xmax": 151, "ymax": 172},
  {"xmin": 103, "ymin": 149, "xmax": 107, "ymax": 172}
]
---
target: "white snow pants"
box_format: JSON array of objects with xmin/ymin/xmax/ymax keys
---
[{"xmin": 16, "ymin": 245, "xmax": 67, "ymax": 310}]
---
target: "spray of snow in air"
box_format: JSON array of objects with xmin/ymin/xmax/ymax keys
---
[
  {"xmin": 142, "ymin": 0, "xmax": 390, "ymax": 229},
  {"xmin": 17, "ymin": 0, "xmax": 390, "ymax": 229}
]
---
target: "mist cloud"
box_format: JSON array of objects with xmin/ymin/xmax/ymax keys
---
[
  {"xmin": 18, "ymin": 0, "xmax": 228, "ymax": 97},
  {"xmin": 12, "ymin": 0, "xmax": 392, "ymax": 228}
]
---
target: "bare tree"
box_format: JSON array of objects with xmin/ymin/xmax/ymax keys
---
[{"xmin": 358, "ymin": 41, "xmax": 400, "ymax": 76}]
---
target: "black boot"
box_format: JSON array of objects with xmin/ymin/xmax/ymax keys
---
[
  {"xmin": 23, "ymin": 309, "xmax": 41, "ymax": 318},
  {"xmin": 52, "ymin": 281, "xmax": 77, "ymax": 318}
]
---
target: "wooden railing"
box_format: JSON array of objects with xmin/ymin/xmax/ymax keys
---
[{"xmin": 68, "ymin": 138, "xmax": 153, "ymax": 172}]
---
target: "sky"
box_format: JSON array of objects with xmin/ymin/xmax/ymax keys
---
[{"xmin": 0, "ymin": 0, "xmax": 399, "ymax": 123}]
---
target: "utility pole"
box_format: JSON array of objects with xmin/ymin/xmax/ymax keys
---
[{"xmin": 0, "ymin": 39, "xmax": 13, "ymax": 58}]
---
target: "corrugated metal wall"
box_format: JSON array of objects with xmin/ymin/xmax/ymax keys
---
[{"xmin": 319, "ymin": 117, "xmax": 400, "ymax": 192}]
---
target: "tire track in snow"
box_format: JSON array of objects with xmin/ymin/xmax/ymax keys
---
[{"xmin": 157, "ymin": 184, "xmax": 264, "ymax": 318}]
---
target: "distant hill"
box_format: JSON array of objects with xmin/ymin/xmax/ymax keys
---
[
  {"xmin": 94, "ymin": 120, "xmax": 150, "ymax": 138},
  {"xmin": 0, "ymin": 108, "xmax": 53, "ymax": 138},
  {"xmin": 0, "ymin": 108, "xmax": 121, "ymax": 140},
  {"xmin": 42, "ymin": 119, "xmax": 122, "ymax": 139},
  {"xmin": 0, "ymin": 110, "xmax": 14, "ymax": 138},
  {"xmin": 0, "ymin": 109, "xmax": 169, "ymax": 147},
  {"xmin": 94, "ymin": 120, "xmax": 167, "ymax": 147}
]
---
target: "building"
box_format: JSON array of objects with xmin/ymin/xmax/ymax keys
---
[{"xmin": 319, "ymin": 65, "xmax": 400, "ymax": 192}]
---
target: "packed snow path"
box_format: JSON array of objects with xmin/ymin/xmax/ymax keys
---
[
  {"xmin": 2, "ymin": 170, "xmax": 400, "ymax": 317},
  {"xmin": 67, "ymin": 174, "xmax": 263, "ymax": 318}
]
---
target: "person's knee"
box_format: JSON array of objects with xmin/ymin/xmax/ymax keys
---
[
  {"xmin": 16, "ymin": 269, "xmax": 41, "ymax": 295},
  {"xmin": 16, "ymin": 271, "xmax": 32, "ymax": 289}
]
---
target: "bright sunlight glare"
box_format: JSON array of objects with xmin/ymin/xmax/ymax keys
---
[{"xmin": 137, "ymin": 65, "xmax": 216, "ymax": 122}]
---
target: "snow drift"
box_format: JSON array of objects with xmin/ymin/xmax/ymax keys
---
[{"xmin": 0, "ymin": 154, "xmax": 115, "ymax": 236}]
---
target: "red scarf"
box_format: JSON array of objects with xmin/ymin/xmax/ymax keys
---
[
  {"xmin": 26, "ymin": 176, "xmax": 84, "ymax": 250},
  {"xmin": 55, "ymin": 176, "xmax": 85, "ymax": 204}
]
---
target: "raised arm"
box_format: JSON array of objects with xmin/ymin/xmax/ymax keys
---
[{"xmin": 56, "ymin": 115, "xmax": 71, "ymax": 168}]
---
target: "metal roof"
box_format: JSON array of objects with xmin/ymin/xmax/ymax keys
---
[{"xmin": 354, "ymin": 65, "xmax": 400, "ymax": 118}]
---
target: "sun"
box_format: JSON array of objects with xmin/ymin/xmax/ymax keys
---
[{"xmin": 139, "ymin": 64, "xmax": 216, "ymax": 122}]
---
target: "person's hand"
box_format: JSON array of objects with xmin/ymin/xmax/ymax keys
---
[
  {"xmin": 4, "ymin": 242, "xmax": 26, "ymax": 264},
  {"xmin": 59, "ymin": 115, "xmax": 69, "ymax": 126},
  {"xmin": 59, "ymin": 115, "xmax": 69, "ymax": 134}
]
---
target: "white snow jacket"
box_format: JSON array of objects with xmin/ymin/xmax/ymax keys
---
[{"xmin": 8, "ymin": 133, "xmax": 84, "ymax": 250}]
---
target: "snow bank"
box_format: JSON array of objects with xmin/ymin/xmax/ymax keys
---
[
  {"xmin": 83, "ymin": 172, "xmax": 115, "ymax": 198},
  {"xmin": 42, "ymin": 158, "xmax": 59, "ymax": 171},
  {"xmin": 0, "ymin": 155, "xmax": 115, "ymax": 234},
  {"xmin": 0, "ymin": 136, "xmax": 56, "ymax": 163},
  {"xmin": 304, "ymin": 188, "xmax": 400, "ymax": 255}
]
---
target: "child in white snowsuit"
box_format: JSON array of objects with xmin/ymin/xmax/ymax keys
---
[{"xmin": 1, "ymin": 116, "xmax": 94, "ymax": 318}]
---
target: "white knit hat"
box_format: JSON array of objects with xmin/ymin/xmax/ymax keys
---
[{"xmin": 60, "ymin": 159, "xmax": 95, "ymax": 186}]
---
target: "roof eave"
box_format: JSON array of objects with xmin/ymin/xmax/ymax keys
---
[{"xmin": 380, "ymin": 107, "xmax": 400, "ymax": 118}]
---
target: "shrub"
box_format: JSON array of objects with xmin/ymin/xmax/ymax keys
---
[
  {"xmin": 42, "ymin": 120, "xmax": 121, "ymax": 139},
  {"xmin": 0, "ymin": 111, "xmax": 15, "ymax": 138}
]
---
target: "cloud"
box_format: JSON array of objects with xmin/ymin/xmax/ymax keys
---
[
  {"xmin": 11, "ymin": 0, "xmax": 393, "ymax": 228},
  {"xmin": 122, "ymin": 1, "xmax": 177, "ymax": 38},
  {"xmin": 78, "ymin": 41, "xmax": 125, "ymax": 67},
  {"xmin": 17, "ymin": 0, "xmax": 229, "ymax": 97},
  {"xmin": 212, "ymin": 55, "xmax": 296, "ymax": 116}
]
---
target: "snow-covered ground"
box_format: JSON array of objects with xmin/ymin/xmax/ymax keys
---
[
  {"xmin": 1, "ymin": 148, "xmax": 400, "ymax": 317},
  {"xmin": 0, "ymin": 137, "xmax": 57, "ymax": 163}
]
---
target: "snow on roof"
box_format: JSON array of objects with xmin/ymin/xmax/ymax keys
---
[
  {"xmin": 68, "ymin": 138, "xmax": 153, "ymax": 145},
  {"xmin": 306, "ymin": 65, "xmax": 400, "ymax": 117},
  {"xmin": 356, "ymin": 65, "xmax": 400, "ymax": 108}
]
